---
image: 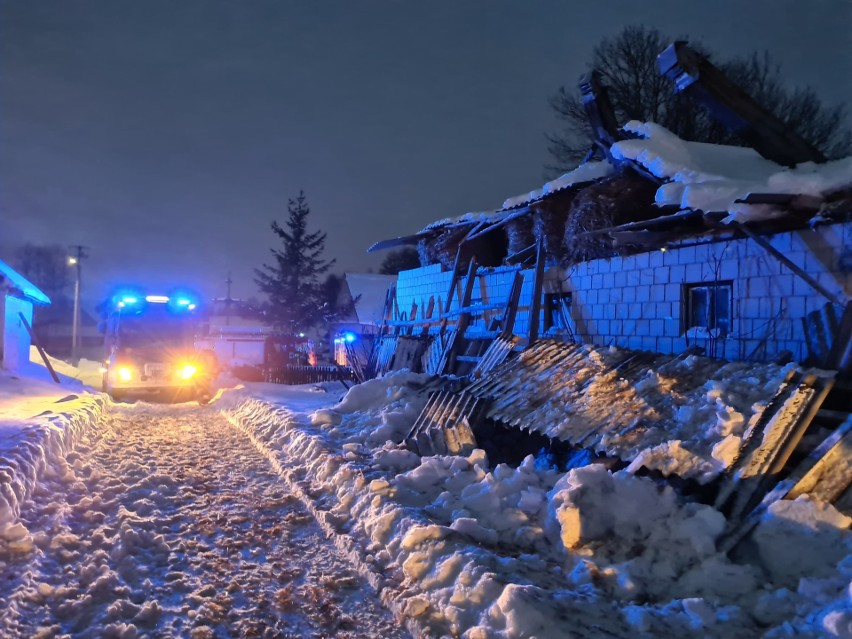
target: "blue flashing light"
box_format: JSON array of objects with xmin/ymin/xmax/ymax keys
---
[
  {"xmin": 112, "ymin": 289, "xmax": 145, "ymax": 311},
  {"xmin": 176, "ymin": 297, "xmax": 191, "ymax": 306},
  {"xmin": 344, "ymin": 332, "xmax": 356, "ymax": 343}
]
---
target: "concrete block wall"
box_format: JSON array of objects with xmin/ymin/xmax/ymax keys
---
[
  {"xmin": 563, "ymin": 221, "xmax": 852, "ymax": 363},
  {"xmin": 394, "ymin": 263, "xmax": 557, "ymax": 336}
]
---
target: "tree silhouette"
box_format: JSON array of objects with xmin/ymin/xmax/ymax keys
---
[
  {"xmin": 378, "ymin": 248, "xmax": 421, "ymax": 275},
  {"xmin": 255, "ymin": 191, "xmax": 335, "ymax": 331},
  {"xmin": 547, "ymin": 25, "xmax": 851, "ymax": 172}
]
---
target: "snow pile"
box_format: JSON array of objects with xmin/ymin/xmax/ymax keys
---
[
  {"xmin": 29, "ymin": 345, "xmax": 104, "ymax": 388},
  {"xmin": 611, "ymin": 121, "xmax": 852, "ymax": 221},
  {"xmin": 751, "ymin": 497, "xmax": 852, "ymax": 637},
  {"xmin": 0, "ymin": 372, "xmax": 106, "ymax": 547},
  {"xmin": 220, "ymin": 374, "xmax": 852, "ymax": 638},
  {"xmin": 501, "ymin": 161, "xmax": 614, "ymax": 210}
]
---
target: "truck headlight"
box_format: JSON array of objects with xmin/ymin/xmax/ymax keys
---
[
  {"xmin": 117, "ymin": 367, "xmax": 133, "ymax": 381},
  {"xmin": 180, "ymin": 364, "xmax": 197, "ymax": 380}
]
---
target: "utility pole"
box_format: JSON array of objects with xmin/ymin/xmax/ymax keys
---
[
  {"xmin": 225, "ymin": 272, "xmax": 233, "ymax": 326},
  {"xmin": 69, "ymin": 245, "xmax": 89, "ymax": 361}
]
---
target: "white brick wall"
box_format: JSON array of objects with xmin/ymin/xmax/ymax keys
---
[
  {"xmin": 563, "ymin": 221, "xmax": 852, "ymax": 364},
  {"xmin": 393, "ymin": 263, "xmax": 559, "ymax": 337},
  {"xmin": 389, "ymin": 221, "xmax": 851, "ymax": 364}
]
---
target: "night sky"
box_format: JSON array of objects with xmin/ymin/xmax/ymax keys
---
[{"xmin": 1, "ymin": 1, "xmax": 850, "ymax": 306}]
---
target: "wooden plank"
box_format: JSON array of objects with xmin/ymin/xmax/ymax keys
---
[
  {"xmin": 501, "ymin": 271, "xmax": 524, "ymax": 339},
  {"xmin": 19, "ymin": 312, "xmax": 60, "ymax": 384},
  {"xmin": 787, "ymin": 418, "xmax": 852, "ymax": 502},
  {"xmin": 719, "ymin": 415, "xmax": 852, "ymax": 554},
  {"xmin": 527, "ymin": 239, "xmax": 545, "ymax": 343},
  {"xmin": 828, "ymin": 302, "xmax": 852, "ymax": 374},
  {"xmin": 721, "ymin": 373, "xmax": 834, "ymax": 519},
  {"xmin": 734, "ymin": 223, "xmax": 843, "ymax": 306},
  {"xmin": 447, "ymin": 259, "xmax": 478, "ymax": 374}
]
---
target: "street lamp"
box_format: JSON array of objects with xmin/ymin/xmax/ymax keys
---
[{"xmin": 68, "ymin": 246, "xmax": 88, "ymax": 361}]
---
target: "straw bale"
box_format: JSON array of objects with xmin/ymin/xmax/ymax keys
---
[
  {"xmin": 533, "ymin": 192, "xmax": 577, "ymax": 266},
  {"xmin": 504, "ymin": 216, "xmax": 535, "ymax": 256},
  {"xmin": 563, "ymin": 171, "xmax": 659, "ymax": 262}
]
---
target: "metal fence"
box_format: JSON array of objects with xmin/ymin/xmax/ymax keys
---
[{"xmin": 264, "ymin": 364, "xmax": 355, "ymax": 385}]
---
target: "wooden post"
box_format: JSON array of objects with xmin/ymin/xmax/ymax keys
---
[
  {"xmin": 447, "ymin": 258, "xmax": 477, "ymax": 374},
  {"xmin": 501, "ymin": 271, "xmax": 524, "ymax": 339},
  {"xmin": 527, "ymin": 238, "xmax": 546, "ymax": 344},
  {"xmin": 19, "ymin": 312, "xmax": 60, "ymax": 384}
]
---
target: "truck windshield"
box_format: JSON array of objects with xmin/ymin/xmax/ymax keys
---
[{"xmin": 113, "ymin": 310, "xmax": 194, "ymax": 349}]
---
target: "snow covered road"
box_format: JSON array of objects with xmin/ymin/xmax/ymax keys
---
[{"xmin": 0, "ymin": 402, "xmax": 408, "ymax": 639}]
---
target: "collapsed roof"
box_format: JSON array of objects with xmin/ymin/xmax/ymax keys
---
[{"xmin": 369, "ymin": 42, "xmax": 852, "ymax": 268}]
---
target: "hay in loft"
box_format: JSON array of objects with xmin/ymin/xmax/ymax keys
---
[
  {"xmin": 532, "ymin": 191, "xmax": 578, "ymax": 266},
  {"xmin": 563, "ymin": 171, "xmax": 659, "ymax": 263},
  {"xmin": 430, "ymin": 226, "xmax": 472, "ymax": 269},
  {"xmin": 417, "ymin": 235, "xmax": 441, "ymax": 267},
  {"xmin": 504, "ymin": 215, "xmax": 535, "ymax": 257},
  {"xmin": 418, "ymin": 224, "xmax": 508, "ymax": 270}
]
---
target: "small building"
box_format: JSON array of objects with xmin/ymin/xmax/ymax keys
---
[
  {"xmin": 0, "ymin": 258, "xmax": 51, "ymax": 373},
  {"xmin": 329, "ymin": 273, "xmax": 397, "ymax": 368}
]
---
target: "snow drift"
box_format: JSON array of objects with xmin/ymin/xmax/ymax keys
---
[{"xmin": 218, "ymin": 373, "xmax": 852, "ymax": 638}]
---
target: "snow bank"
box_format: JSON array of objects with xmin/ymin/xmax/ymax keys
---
[
  {"xmin": 0, "ymin": 373, "xmax": 106, "ymax": 546},
  {"xmin": 611, "ymin": 121, "xmax": 852, "ymax": 221},
  {"xmin": 29, "ymin": 345, "xmax": 104, "ymax": 388},
  {"xmin": 220, "ymin": 374, "xmax": 852, "ymax": 638}
]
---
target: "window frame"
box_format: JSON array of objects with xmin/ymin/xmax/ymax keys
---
[{"xmin": 681, "ymin": 280, "xmax": 733, "ymax": 338}]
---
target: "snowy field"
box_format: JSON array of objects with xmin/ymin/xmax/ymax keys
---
[{"xmin": 0, "ymin": 359, "xmax": 850, "ymax": 638}]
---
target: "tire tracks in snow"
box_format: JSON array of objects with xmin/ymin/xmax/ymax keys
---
[{"xmin": 0, "ymin": 402, "xmax": 409, "ymax": 639}]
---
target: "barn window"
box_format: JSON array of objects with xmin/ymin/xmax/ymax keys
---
[
  {"xmin": 544, "ymin": 292, "xmax": 573, "ymax": 332},
  {"xmin": 683, "ymin": 282, "xmax": 732, "ymax": 337}
]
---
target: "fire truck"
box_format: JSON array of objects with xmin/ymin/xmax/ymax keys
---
[{"xmin": 100, "ymin": 289, "xmax": 214, "ymax": 402}]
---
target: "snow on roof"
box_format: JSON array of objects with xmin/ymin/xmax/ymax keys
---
[
  {"xmin": 501, "ymin": 160, "xmax": 614, "ymax": 210},
  {"xmin": 612, "ymin": 121, "xmax": 852, "ymax": 222},
  {"xmin": 345, "ymin": 273, "xmax": 396, "ymax": 325},
  {"xmin": 419, "ymin": 210, "xmax": 502, "ymax": 233},
  {"xmin": 0, "ymin": 258, "xmax": 51, "ymax": 305}
]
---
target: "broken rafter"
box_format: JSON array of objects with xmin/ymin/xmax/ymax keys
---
[
  {"xmin": 733, "ymin": 222, "xmax": 846, "ymax": 306},
  {"xmin": 658, "ymin": 42, "xmax": 826, "ymax": 167},
  {"xmin": 571, "ymin": 208, "xmax": 701, "ymax": 239}
]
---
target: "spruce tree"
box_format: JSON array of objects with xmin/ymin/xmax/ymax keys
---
[{"xmin": 255, "ymin": 191, "xmax": 335, "ymax": 332}]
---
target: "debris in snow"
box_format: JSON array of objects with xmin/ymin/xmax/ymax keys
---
[
  {"xmin": 219, "ymin": 373, "xmax": 852, "ymax": 639},
  {"xmin": 4, "ymin": 357, "xmax": 850, "ymax": 639}
]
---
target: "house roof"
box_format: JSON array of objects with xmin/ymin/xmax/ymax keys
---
[
  {"xmin": 0, "ymin": 258, "xmax": 51, "ymax": 305},
  {"xmin": 611, "ymin": 121, "xmax": 852, "ymax": 223},
  {"xmin": 345, "ymin": 273, "xmax": 396, "ymax": 325},
  {"xmin": 500, "ymin": 160, "xmax": 614, "ymax": 210},
  {"xmin": 368, "ymin": 121, "xmax": 852, "ymax": 257}
]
